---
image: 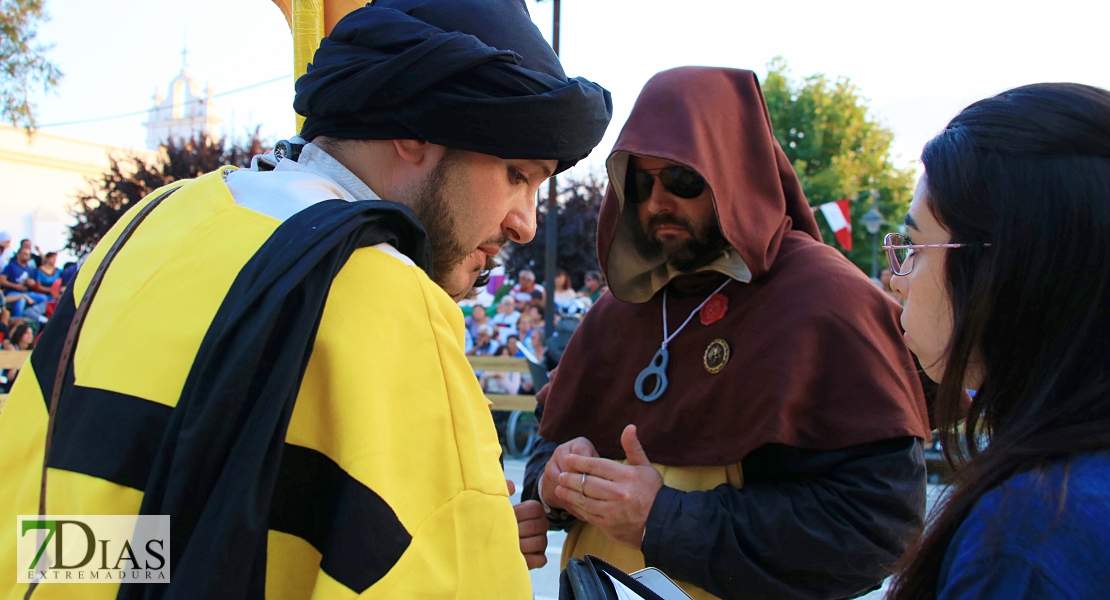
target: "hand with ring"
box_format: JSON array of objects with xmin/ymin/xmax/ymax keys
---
[
  {"xmin": 540, "ymin": 436, "xmax": 599, "ymax": 520},
  {"xmin": 553, "ymin": 425, "xmax": 664, "ymax": 549}
]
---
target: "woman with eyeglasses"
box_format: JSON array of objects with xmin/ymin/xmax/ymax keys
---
[{"xmin": 885, "ymin": 83, "xmax": 1110, "ymax": 599}]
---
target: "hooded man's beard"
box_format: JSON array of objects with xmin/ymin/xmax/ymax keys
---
[{"xmin": 630, "ymin": 211, "xmax": 730, "ymax": 272}]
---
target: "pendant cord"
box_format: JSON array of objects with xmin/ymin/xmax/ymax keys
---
[{"xmin": 661, "ymin": 279, "xmax": 731, "ymax": 348}]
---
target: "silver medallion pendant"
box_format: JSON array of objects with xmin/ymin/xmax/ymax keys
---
[{"xmin": 635, "ymin": 346, "xmax": 669, "ymax": 402}]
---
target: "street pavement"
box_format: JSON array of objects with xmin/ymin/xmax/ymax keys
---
[{"xmin": 504, "ymin": 457, "xmax": 946, "ymax": 600}]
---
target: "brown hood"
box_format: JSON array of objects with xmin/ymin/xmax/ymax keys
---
[
  {"xmin": 537, "ymin": 66, "xmax": 929, "ymax": 467},
  {"xmin": 599, "ymin": 67, "xmax": 821, "ymax": 303}
]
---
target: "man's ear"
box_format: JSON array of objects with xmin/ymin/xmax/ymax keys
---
[{"xmin": 393, "ymin": 139, "xmax": 435, "ymax": 166}]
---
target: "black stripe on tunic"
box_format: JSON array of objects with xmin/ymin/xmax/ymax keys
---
[
  {"xmin": 38, "ymin": 381, "xmax": 410, "ymax": 593},
  {"xmin": 47, "ymin": 386, "xmax": 170, "ymax": 491},
  {"xmin": 31, "ymin": 284, "xmax": 76, "ymax": 409},
  {"xmin": 271, "ymin": 444, "xmax": 412, "ymax": 592}
]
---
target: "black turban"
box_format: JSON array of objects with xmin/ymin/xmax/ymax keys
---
[{"xmin": 294, "ymin": 0, "xmax": 613, "ymax": 174}]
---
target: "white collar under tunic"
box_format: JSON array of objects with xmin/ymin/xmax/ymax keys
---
[
  {"xmin": 224, "ymin": 142, "xmax": 416, "ymax": 268},
  {"xmin": 226, "ymin": 141, "xmax": 381, "ymax": 223}
]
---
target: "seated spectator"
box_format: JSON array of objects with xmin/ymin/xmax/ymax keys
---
[
  {"xmin": 0, "ymin": 248, "xmax": 51, "ymax": 319},
  {"xmin": 60, "ymin": 261, "xmax": 78, "ymax": 289},
  {"xmin": 0, "ymin": 306, "xmax": 10, "ymax": 343},
  {"xmin": 2, "ymin": 322, "xmax": 34, "ymax": 391},
  {"xmin": 466, "ymin": 327, "xmax": 500, "ymax": 357},
  {"xmin": 488, "ymin": 295, "xmax": 521, "ymax": 345},
  {"xmin": 480, "ymin": 345, "xmax": 521, "ymax": 395},
  {"xmin": 505, "ymin": 334, "xmax": 523, "ymax": 359},
  {"xmin": 0, "ymin": 232, "xmax": 11, "ymax": 270},
  {"xmin": 465, "ymin": 304, "xmax": 490, "ymax": 339},
  {"xmin": 529, "ymin": 289, "xmax": 545, "ymax": 310},
  {"xmin": 521, "ymin": 328, "xmax": 545, "ymax": 364},
  {"xmin": 510, "ymin": 269, "xmax": 545, "ymax": 304},
  {"xmin": 17, "ymin": 239, "xmax": 39, "ymax": 269},
  {"xmin": 22, "ymin": 252, "xmax": 60, "ymax": 323},
  {"xmin": 517, "ymin": 317, "xmax": 533, "ymax": 344},
  {"xmin": 525, "ymin": 305, "xmax": 544, "ymax": 332},
  {"xmin": 552, "ymin": 268, "xmax": 577, "ymax": 304},
  {"xmin": 579, "ymin": 270, "xmax": 608, "ymax": 303}
]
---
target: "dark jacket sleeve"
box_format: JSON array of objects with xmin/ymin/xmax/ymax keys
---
[{"xmin": 642, "ymin": 437, "xmax": 926, "ymax": 600}]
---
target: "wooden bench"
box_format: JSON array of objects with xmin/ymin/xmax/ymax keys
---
[
  {"xmin": 466, "ymin": 355, "xmax": 539, "ymax": 412},
  {"xmin": 0, "ymin": 352, "xmax": 538, "ymax": 414},
  {"xmin": 0, "ymin": 350, "xmax": 31, "ymax": 413}
]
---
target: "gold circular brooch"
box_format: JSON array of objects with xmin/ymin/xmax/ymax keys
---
[{"xmin": 703, "ymin": 339, "xmax": 730, "ymax": 374}]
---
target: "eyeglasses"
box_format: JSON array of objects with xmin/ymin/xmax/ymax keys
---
[
  {"xmin": 882, "ymin": 232, "xmax": 992, "ymax": 276},
  {"xmin": 625, "ymin": 165, "xmax": 707, "ymax": 205}
]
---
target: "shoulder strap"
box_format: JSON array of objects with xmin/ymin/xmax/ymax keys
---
[{"xmin": 37, "ymin": 185, "xmax": 181, "ymax": 516}]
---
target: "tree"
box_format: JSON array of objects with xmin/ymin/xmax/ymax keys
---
[
  {"xmin": 762, "ymin": 56, "xmax": 915, "ymax": 274},
  {"xmin": 1, "ymin": 0, "xmax": 61, "ymax": 129},
  {"xmin": 68, "ymin": 133, "xmax": 262, "ymax": 255},
  {"xmin": 503, "ymin": 172, "xmax": 606, "ymax": 290}
]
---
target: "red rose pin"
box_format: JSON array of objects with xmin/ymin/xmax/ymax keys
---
[{"xmin": 700, "ymin": 293, "xmax": 728, "ymax": 326}]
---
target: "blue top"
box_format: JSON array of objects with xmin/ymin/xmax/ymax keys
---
[
  {"xmin": 938, "ymin": 452, "xmax": 1110, "ymax": 599},
  {"xmin": 1, "ymin": 260, "xmax": 31, "ymax": 289},
  {"xmin": 34, "ymin": 268, "xmax": 60, "ymax": 288}
]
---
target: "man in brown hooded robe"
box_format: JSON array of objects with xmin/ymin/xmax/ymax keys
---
[{"xmin": 521, "ymin": 67, "xmax": 931, "ymax": 599}]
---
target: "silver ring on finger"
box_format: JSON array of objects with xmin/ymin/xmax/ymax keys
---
[{"xmin": 581, "ymin": 472, "xmax": 588, "ymax": 498}]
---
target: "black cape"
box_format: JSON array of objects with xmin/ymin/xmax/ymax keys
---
[{"xmin": 52, "ymin": 198, "xmax": 434, "ymax": 600}]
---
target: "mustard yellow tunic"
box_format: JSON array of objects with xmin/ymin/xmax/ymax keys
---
[
  {"xmin": 0, "ymin": 169, "xmax": 531, "ymax": 599},
  {"xmin": 561, "ymin": 462, "xmax": 744, "ymax": 600}
]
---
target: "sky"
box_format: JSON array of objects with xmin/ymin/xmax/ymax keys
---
[{"xmin": 30, "ymin": 0, "xmax": 1110, "ymax": 179}]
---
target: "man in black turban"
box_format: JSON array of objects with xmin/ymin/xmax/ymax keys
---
[
  {"xmin": 294, "ymin": 0, "xmax": 612, "ymax": 298},
  {"xmin": 0, "ymin": 1, "xmax": 610, "ymax": 599}
]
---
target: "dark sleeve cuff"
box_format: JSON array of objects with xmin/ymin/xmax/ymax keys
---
[
  {"xmin": 642, "ymin": 485, "xmax": 684, "ymax": 566},
  {"xmin": 522, "ymin": 437, "xmax": 555, "ymax": 503},
  {"xmin": 522, "ymin": 437, "xmax": 580, "ymax": 531}
]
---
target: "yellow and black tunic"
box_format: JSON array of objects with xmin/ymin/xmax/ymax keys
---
[{"xmin": 0, "ymin": 168, "xmax": 531, "ymax": 599}]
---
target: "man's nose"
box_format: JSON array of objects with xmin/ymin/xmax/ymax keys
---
[
  {"xmin": 644, "ymin": 180, "xmax": 677, "ymax": 214},
  {"xmin": 503, "ymin": 191, "xmax": 538, "ymax": 243}
]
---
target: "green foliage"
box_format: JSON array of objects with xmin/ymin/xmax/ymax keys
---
[
  {"xmin": 763, "ymin": 56, "xmax": 915, "ymax": 275},
  {"xmin": 0, "ymin": 0, "xmax": 61, "ymax": 129},
  {"xmin": 68, "ymin": 133, "xmax": 262, "ymax": 255}
]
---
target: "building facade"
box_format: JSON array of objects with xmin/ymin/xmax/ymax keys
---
[{"xmin": 144, "ymin": 66, "xmax": 222, "ymax": 151}]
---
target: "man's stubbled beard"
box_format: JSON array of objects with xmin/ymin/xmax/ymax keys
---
[
  {"xmin": 629, "ymin": 210, "xmax": 729, "ymax": 272},
  {"xmin": 406, "ymin": 150, "xmax": 505, "ymax": 294},
  {"xmin": 406, "ymin": 149, "xmax": 471, "ymax": 290}
]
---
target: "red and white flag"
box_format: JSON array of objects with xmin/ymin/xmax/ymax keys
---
[{"xmin": 818, "ymin": 199, "xmax": 852, "ymax": 252}]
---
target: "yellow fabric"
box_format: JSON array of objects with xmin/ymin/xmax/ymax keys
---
[
  {"xmin": 0, "ymin": 170, "xmax": 530, "ymax": 599},
  {"xmin": 561, "ymin": 462, "xmax": 744, "ymax": 600}
]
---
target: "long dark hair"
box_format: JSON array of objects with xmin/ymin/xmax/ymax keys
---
[
  {"xmin": 889, "ymin": 83, "xmax": 1110, "ymax": 599},
  {"xmin": 9, "ymin": 324, "xmax": 33, "ymax": 350}
]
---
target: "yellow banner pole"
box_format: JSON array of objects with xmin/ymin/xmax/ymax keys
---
[{"xmin": 290, "ymin": 0, "xmax": 324, "ymax": 133}]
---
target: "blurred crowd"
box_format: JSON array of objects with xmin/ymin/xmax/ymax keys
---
[
  {"xmin": 0, "ymin": 232, "xmax": 76, "ymax": 390},
  {"xmin": 459, "ymin": 267, "xmax": 607, "ymax": 396}
]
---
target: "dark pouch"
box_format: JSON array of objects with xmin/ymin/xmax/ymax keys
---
[{"xmin": 559, "ymin": 555, "xmax": 665, "ymax": 600}]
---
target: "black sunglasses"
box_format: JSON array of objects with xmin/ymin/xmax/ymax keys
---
[{"xmin": 624, "ymin": 165, "xmax": 707, "ymax": 205}]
